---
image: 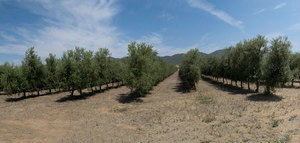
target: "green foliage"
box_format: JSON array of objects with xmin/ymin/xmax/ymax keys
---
[
  {"xmin": 45, "ymin": 53, "xmax": 58, "ymax": 93},
  {"xmin": 94, "ymin": 48, "xmax": 111, "ymax": 88},
  {"xmin": 58, "ymin": 47, "xmax": 97, "ymax": 95},
  {"xmin": 125, "ymin": 42, "xmax": 158, "ymax": 96},
  {"xmin": 0, "ymin": 64, "xmax": 6, "ymax": 91},
  {"xmin": 1, "ymin": 64, "xmax": 27, "ymax": 96},
  {"xmin": 179, "ymin": 49, "xmax": 201, "ymax": 90},
  {"xmin": 21, "ymin": 47, "xmax": 45, "ymax": 95},
  {"xmin": 201, "ymin": 35, "xmax": 293, "ymax": 95},
  {"xmin": 244, "ymin": 35, "xmax": 268, "ymax": 91},
  {"xmin": 289, "ymin": 53, "xmax": 300, "ymax": 86},
  {"xmin": 125, "ymin": 42, "xmax": 176, "ymax": 96},
  {"xmin": 57, "ymin": 49, "xmax": 76, "ymax": 95},
  {"xmin": 263, "ymin": 36, "xmax": 291, "ymax": 94}
]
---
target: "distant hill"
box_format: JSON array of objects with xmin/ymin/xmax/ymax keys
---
[
  {"xmin": 209, "ymin": 49, "xmax": 225, "ymax": 56},
  {"xmin": 161, "ymin": 49, "xmax": 225, "ymax": 65}
]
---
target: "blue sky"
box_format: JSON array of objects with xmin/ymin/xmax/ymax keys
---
[{"xmin": 0, "ymin": 0, "xmax": 300, "ymax": 64}]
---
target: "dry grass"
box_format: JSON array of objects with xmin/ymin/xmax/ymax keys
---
[{"xmin": 0, "ymin": 72, "xmax": 299, "ymax": 143}]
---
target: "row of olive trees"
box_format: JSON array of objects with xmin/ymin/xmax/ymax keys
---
[
  {"xmin": 179, "ymin": 49, "xmax": 201, "ymax": 90},
  {"xmin": 124, "ymin": 42, "xmax": 177, "ymax": 97},
  {"xmin": 201, "ymin": 35, "xmax": 299, "ymax": 94},
  {"xmin": 0, "ymin": 47, "xmax": 125, "ymax": 97},
  {"xmin": 0, "ymin": 42, "xmax": 177, "ymax": 97}
]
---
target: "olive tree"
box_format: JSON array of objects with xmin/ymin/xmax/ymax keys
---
[
  {"xmin": 21, "ymin": 47, "xmax": 45, "ymax": 96},
  {"xmin": 179, "ymin": 49, "xmax": 201, "ymax": 90},
  {"xmin": 94, "ymin": 48, "xmax": 110, "ymax": 90},
  {"xmin": 1, "ymin": 64, "xmax": 27, "ymax": 96},
  {"xmin": 244, "ymin": 35, "xmax": 268, "ymax": 91},
  {"xmin": 263, "ymin": 36, "xmax": 291, "ymax": 94},
  {"xmin": 125, "ymin": 42, "xmax": 157, "ymax": 96},
  {"xmin": 289, "ymin": 53, "xmax": 300, "ymax": 87},
  {"xmin": 57, "ymin": 50, "xmax": 76, "ymax": 96},
  {"xmin": 45, "ymin": 53, "xmax": 58, "ymax": 94}
]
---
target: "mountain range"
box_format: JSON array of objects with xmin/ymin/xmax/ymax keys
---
[{"xmin": 161, "ymin": 49, "xmax": 225, "ymax": 65}]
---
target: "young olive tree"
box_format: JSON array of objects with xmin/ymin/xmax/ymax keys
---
[
  {"xmin": 244, "ymin": 35, "xmax": 268, "ymax": 91},
  {"xmin": 1, "ymin": 64, "xmax": 27, "ymax": 96},
  {"xmin": 179, "ymin": 49, "xmax": 201, "ymax": 90},
  {"xmin": 125, "ymin": 42, "xmax": 157, "ymax": 97},
  {"xmin": 0, "ymin": 64, "xmax": 5, "ymax": 92},
  {"xmin": 21, "ymin": 47, "xmax": 45, "ymax": 96},
  {"xmin": 57, "ymin": 50, "xmax": 76, "ymax": 96},
  {"xmin": 94, "ymin": 48, "xmax": 110, "ymax": 90},
  {"xmin": 45, "ymin": 53, "xmax": 58, "ymax": 94},
  {"xmin": 289, "ymin": 53, "xmax": 300, "ymax": 87},
  {"xmin": 263, "ymin": 36, "xmax": 291, "ymax": 94}
]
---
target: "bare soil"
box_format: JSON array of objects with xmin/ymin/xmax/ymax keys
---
[{"xmin": 0, "ymin": 72, "xmax": 299, "ymax": 143}]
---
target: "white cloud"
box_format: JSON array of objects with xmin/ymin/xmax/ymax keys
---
[
  {"xmin": 0, "ymin": 0, "xmax": 122, "ymax": 57},
  {"xmin": 274, "ymin": 3, "xmax": 286, "ymax": 10},
  {"xmin": 137, "ymin": 33, "xmax": 189, "ymax": 56},
  {"xmin": 253, "ymin": 9, "xmax": 265, "ymax": 15},
  {"xmin": 265, "ymin": 32, "xmax": 283, "ymax": 40},
  {"xmin": 0, "ymin": 32, "xmax": 17, "ymax": 42},
  {"xmin": 186, "ymin": 0, "xmax": 243, "ymax": 30},
  {"xmin": 159, "ymin": 12, "xmax": 175, "ymax": 22},
  {"xmin": 185, "ymin": 33, "xmax": 223, "ymax": 54},
  {"xmin": 289, "ymin": 23, "xmax": 300, "ymax": 31}
]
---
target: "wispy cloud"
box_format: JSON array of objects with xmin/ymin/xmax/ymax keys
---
[
  {"xmin": 0, "ymin": 32, "xmax": 17, "ymax": 42},
  {"xmin": 253, "ymin": 9, "xmax": 265, "ymax": 15},
  {"xmin": 186, "ymin": 0, "xmax": 243, "ymax": 30},
  {"xmin": 159, "ymin": 12, "xmax": 175, "ymax": 22},
  {"xmin": 289, "ymin": 23, "xmax": 300, "ymax": 31},
  {"xmin": 274, "ymin": 3, "xmax": 286, "ymax": 10},
  {"xmin": 265, "ymin": 32, "xmax": 283, "ymax": 41},
  {"xmin": 0, "ymin": 0, "xmax": 122, "ymax": 57},
  {"xmin": 139, "ymin": 33, "xmax": 189, "ymax": 56},
  {"xmin": 186, "ymin": 33, "xmax": 223, "ymax": 53}
]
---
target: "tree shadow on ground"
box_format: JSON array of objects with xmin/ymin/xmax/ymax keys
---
[
  {"xmin": 56, "ymin": 88, "xmax": 106, "ymax": 103},
  {"xmin": 0, "ymin": 92, "xmax": 6, "ymax": 96},
  {"xmin": 5, "ymin": 91, "xmax": 61, "ymax": 102},
  {"xmin": 282, "ymin": 85, "xmax": 300, "ymax": 89},
  {"xmin": 246, "ymin": 93, "xmax": 283, "ymax": 102},
  {"xmin": 55, "ymin": 85, "xmax": 123, "ymax": 103},
  {"xmin": 201, "ymin": 77, "xmax": 256, "ymax": 95},
  {"xmin": 173, "ymin": 82, "xmax": 193, "ymax": 93},
  {"xmin": 117, "ymin": 93, "xmax": 143, "ymax": 104},
  {"xmin": 173, "ymin": 77, "xmax": 195, "ymax": 93}
]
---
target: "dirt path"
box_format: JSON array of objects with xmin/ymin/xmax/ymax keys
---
[{"xmin": 0, "ymin": 71, "xmax": 299, "ymax": 143}]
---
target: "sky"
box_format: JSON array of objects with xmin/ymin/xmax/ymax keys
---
[{"xmin": 0, "ymin": 0, "xmax": 300, "ymax": 64}]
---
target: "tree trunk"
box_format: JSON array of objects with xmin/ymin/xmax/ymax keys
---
[
  {"xmin": 235, "ymin": 81, "xmax": 238, "ymax": 86},
  {"xmin": 248, "ymin": 82, "xmax": 250, "ymax": 90},
  {"xmin": 49, "ymin": 89, "xmax": 52, "ymax": 94},
  {"xmin": 292, "ymin": 79, "xmax": 294, "ymax": 87},
  {"xmin": 107, "ymin": 84, "xmax": 109, "ymax": 88},
  {"xmin": 223, "ymin": 78, "xmax": 225, "ymax": 84},
  {"xmin": 70, "ymin": 90, "xmax": 74, "ymax": 96},
  {"xmin": 282, "ymin": 82, "xmax": 285, "ymax": 87},
  {"xmin": 37, "ymin": 90, "xmax": 40, "ymax": 96},
  {"xmin": 240, "ymin": 81, "xmax": 243, "ymax": 88},
  {"xmin": 79, "ymin": 88, "xmax": 82, "ymax": 95},
  {"xmin": 265, "ymin": 86, "xmax": 271, "ymax": 95},
  {"xmin": 23, "ymin": 91, "xmax": 26, "ymax": 97},
  {"xmin": 99, "ymin": 85, "xmax": 102, "ymax": 90},
  {"xmin": 255, "ymin": 80, "xmax": 259, "ymax": 92}
]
